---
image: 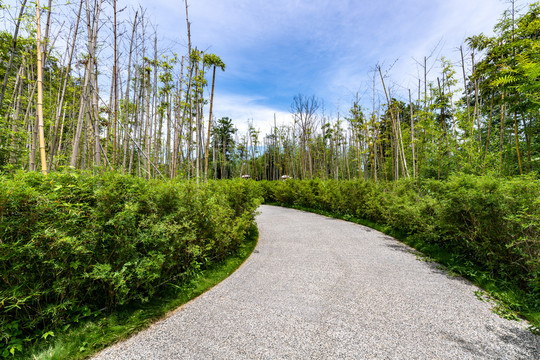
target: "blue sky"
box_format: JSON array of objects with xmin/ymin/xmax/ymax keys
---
[
  {"xmin": 1, "ymin": 0, "xmax": 530, "ymax": 134},
  {"xmin": 137, "ymin": 0, "xmax": 526, "ymax": 134}
]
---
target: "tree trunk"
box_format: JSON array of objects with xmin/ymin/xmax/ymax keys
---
[
  {"xmin": 70, "ymin": 63, "xmax": 90, "ymax": 168},
  {"xmin": 9, "ymin": 66, "xmax": 25, "ymax": 165},
  {"xmin": 121, "ymin": 11, "xmax": 138, "ymax": 173},
  {"xmin": 513, "ymin": 110, "xmax": 523, "ymax": 174},
  {"xmin": 409, "ymin": 89, "xmax": 415, "ymax": 178},
  {"xmin": 499, "ymin": 92, "xmax": 505, "ymax": 174},
  {"xmin": 144, "ymin": 69, "xmax": 152, "ymax": 179},
  {"xmin": 482, "ymin": 96, "xmax": 494, "ymax": 173},
  {"xmin": 204, "ymin": 65, "xmax": 216, "ymax": 181},
  {"xmin": 48, "ymin": 0, "xmax": 82, "ymax": 169},
  {"xmin": 460, "ymin": 45, "xmax": 471, "ymax": 124},
  {"xmin": 35, "ymin": 0, "xmax": 48, "ymax": 174},
  {"xmin": 171, "ymin": 56, "xmax": 184, "ymax": 178},
  {"xmin": 0, "ymin": 0, "xmax": 27, "ymax": 109}
]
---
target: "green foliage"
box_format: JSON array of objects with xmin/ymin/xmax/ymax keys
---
[
  {"xmin": 26, "ymin": 225, "xmax": 258, "ymax": 360},
  {"xmin": 0, "ymin": 171, "xmax": 262, "ymax": 357},
  {"xmin": 261, "ymin": 174, "xmax": 540, "ymax": 311},
  {"xmin": 202, "ymin": 53, "xmax": 225, "ymax": 71},
  {"xmin": 211, "ymin": 117, "xmax": 238, "ymax": 179}
]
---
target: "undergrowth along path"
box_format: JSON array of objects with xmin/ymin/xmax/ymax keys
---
[{"xmin": 92, "ymin": 205, "xmax": 539, "ymax": 359}]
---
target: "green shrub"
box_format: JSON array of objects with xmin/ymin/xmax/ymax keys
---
[
  {"xmin": 261, "ymin": 174, "xmax": 539, "ymax": 299},
  {"xmin": 0, "ymin": 171, "xmax": 262, "ymax": 357}
]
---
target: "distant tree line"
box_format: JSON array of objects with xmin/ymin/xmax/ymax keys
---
[{"xmin": 0, "ymin": 1, "xmax": 538, "ymax": 181}]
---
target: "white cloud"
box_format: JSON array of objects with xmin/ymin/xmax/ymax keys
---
[
  {"xmin": 12, "ymin": 0, "xmax": 528, "ymax": 134},
  {"xmin": 107, "ymin": 0, "xmax": 535, "ymax": 115},
  {"xmin": 211, "ymin": 93, "xmax": 292, "ymax": 135},
  {"xmin": 321, "ymin": 0, "xmax": 516, "ymax": 109}
]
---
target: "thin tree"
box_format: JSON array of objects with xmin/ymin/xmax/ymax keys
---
[
  {"xmin": 49, "ymin": 0, "xmax": 83, "ymax": 169},
  {"xmin": 0, "ymin": 0, "xmax": 28, "ymax": 110},
  {"xmin": 112, "ymin": 0, "xmax": 119, "ymax": 167},
  {"xmin": 122, "ymin": 10, "xmax": 138, "ymax": 173},
  {"xmin": 203, "ymin": 53, "xmax": 225, "ymax": 181},
  {"xmin": 35, "ymin": 0, "xmax": 48, "ymax": 174}
]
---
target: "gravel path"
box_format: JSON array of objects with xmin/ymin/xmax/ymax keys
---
[{"xmin": 92, "ymin": 205, "xmax": 539, "ymax": 359}]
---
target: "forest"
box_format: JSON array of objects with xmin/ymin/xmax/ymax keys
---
[
  {"xmin": 0, "ymin": 1, "xmax": 538, "ymax": 179},
  {"xmin": 0, "ymin": 0, "xmax": 539, "ymax": 358}
]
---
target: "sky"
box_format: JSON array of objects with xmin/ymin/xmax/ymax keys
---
[
  {"xmin": 1, "ymin": 0, "xmax": 532, "ymax": 135},
  {"xmin": 135, "ymin": 0, "xmax": 527, "ymax": 134}
]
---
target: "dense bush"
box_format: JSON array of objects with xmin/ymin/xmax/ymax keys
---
[
  {"xmin": 260, "ymin": 174, "xmax": 540, "ymax": 300},
  {"xmin": 0, "ymin": 171, "xmax": 262, "ymax": 356}
]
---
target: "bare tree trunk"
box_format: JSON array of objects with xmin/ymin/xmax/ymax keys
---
[
  {"xmin": 35, "ymin": 0, "xmax": 48, "ymax": 174},
  {"xmin": 187, "ymin": 62, "xmax": 194, "ymax": 179},
  {"xmin": 0, "ymin": 0, "xmax": 27, "ymax": 109},
  {"xmin": 397, "ymin": 110, "xmax": 409, "ymax": 177},
  {"xmin": 460, "ymin": 46, "xmax": 471, "ymax": 124},
  {"xmin": 30, "ymin": 114, "xmax": 38, "ymax": 171},
  {"xmin": 409, "ymin": 89, "xmax": 415, "ymax": 178},
  {"xmin": 9, "ymin": 66, "xmax": 25, "ymax": 164},
  {"xmin": 43, "ymin": 0, "xmax": 53, "ymax": 57},
  {"xmin": 196, "ymin": 81, "xmax": 204, "ymax": 181},
  {"xmin": 152, "ymin": 34, "xmax": 159, "ymax": 177},
  {"xmin": 522, "ymin": 114, "xmax": 531, "ymax": 170},
  {"xmin": 4, "ymin": 62, "xmax": 23, "ymax": 124},
  {"xmin": 49, "ymin": 0, "xmax": 83, "ymax": 169},
  {"xmin": 105, "ymin": 67, "xmax": 114, "ymax": 157},
  {"xmin": 70, "ymin": 63, "xmax": 90, "ymax": 168},
  {"xmin": 128, "ymin": 75, "xmax": 140, "ymax": 175},
  {"xmin": 129, "ymin": 16, "xmax": 142, "ymax": 174},
  {"xmin": 165, "ymin": 91, "xmax": 172, "ymax": 176},
  {"xmin": 25, "ymin": 63, "xmax": 36, "ymax": 169},
  {"xmin": 112, "ymin": 0, "xmax": 119, "ymax": 167},
  {"xmin": 196, "ymin": 84, "xmax": 201, "ymax": 184},
  {"xmin": 55, "ymin": 108, "xmax": 66, "ymax": 165},
  {"xmin": 513, "ymin": 109, "xmax": 523, "ymax": 174},
  {"xmin": 204, "ymin": 65, "xmax": 216, "ymax": 181},
  {"xmin": 155, "ymin": 96, "xmax": 164, "ymax": 170},
  {"xmin": 483, "ymin": 96, "xmax": 494, "ymax": 173},
  {"xmin": 171, "ymin": 56, "xmax": 184, "ymax": 178},
  {"xmin": 84, "ymin": 0, "xmax": 102, "ymax": 168},
  {"xmin": 122, "ymin": 11, "xmax": 138, "ymax": 173},
  {"xmin": 144, "ymin": 70, "xmax": 152, "ymax": 179},
  {"xmin": 213, "ymin": 138, "xmax": 217, "ymax": 179},
  {"xmin": 472, "ymin": 52, "xmax": 480, "ymax": 141},
  {"xmin": 82, "ymin": 112, "xmax": 89, "ymax": 169},
  {"xmin": 185, "ymin": 0, "xmax": 193, "ymax": 179},
  {"xmin": 499, "ymin": 92, "xmax": 505, "ymax": 174},
  {"xmin": 378, "ymin": 66, "xmax": 400, "ymax": 180}
]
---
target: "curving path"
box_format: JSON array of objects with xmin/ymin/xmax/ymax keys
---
[{"xmin": 92, "ymin": 205, "xmax": 539, "ymax": 359}]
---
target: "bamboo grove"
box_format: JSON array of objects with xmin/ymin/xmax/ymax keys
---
[{"xmin": 0, "ymin": 1, "xmax": 539, "ymax": 181}]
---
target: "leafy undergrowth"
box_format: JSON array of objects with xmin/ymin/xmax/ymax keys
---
[
  {"xmin": 23, "ymin": 225, "xmax": 258, "ymax": 360},
  {"xmin": 0, "ymin": 171, "xmax": 263, "ymax": 358},
  {"xmin": 266, "ymin": 201, "xmax": 540, "ymax": 334}
]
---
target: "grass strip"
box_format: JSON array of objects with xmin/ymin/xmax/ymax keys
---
[
  {"xmin": 22, "ymin": 225, "xmax": 258, "ymax": 360},
  {"xmin": 266, "ymin": 202, "xmax": 540, "ymax": 334}
]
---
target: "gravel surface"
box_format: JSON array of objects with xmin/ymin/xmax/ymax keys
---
[{"xmin": 92, "ymin": 205, "xmax": 539, "ymax": 359}]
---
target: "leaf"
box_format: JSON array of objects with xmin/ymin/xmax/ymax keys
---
[
  {"xmin": 491, "ymin": 74, "xmax": 518, "ymax": 87},
  {"xmin": 42, "ymin": 331, "xmax": 54, "ymax": 340},
  {"xmin": 9, "ymin": 344, "xmax": 22, "ymax": 355}
]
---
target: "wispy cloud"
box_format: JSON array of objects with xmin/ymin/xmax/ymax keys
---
[
  {"xmin": 138, "ymin": 0, "xmax": 524, "ymax": 134},
  {"xmin": 212, "ymin": 93, "xmax": 292, "ymax": 135}
]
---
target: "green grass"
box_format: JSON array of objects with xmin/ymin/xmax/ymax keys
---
[
  {"xmin": 20, "ymin": 225, "xmax": 259, "ymax": 360},
  {"xmin": 266, "ymin": 202, "xmax": 540, "ymax": 334}
]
